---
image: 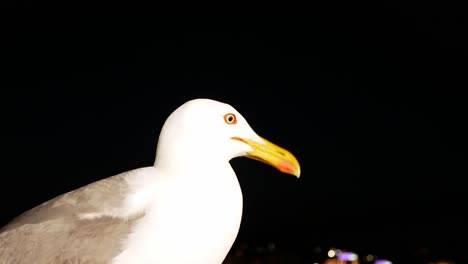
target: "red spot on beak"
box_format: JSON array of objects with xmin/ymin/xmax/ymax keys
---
[{"xmin": 278, "ymin": 160, "xmax": 295, "ymax": 175}]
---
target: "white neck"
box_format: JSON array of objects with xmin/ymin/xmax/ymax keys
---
[{"xmin": 113, "ymin": 164, "xmax": 243, "ymax": 264}]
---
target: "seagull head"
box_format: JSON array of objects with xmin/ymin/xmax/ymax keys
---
[{"xmin": 155, "ymin": 98, "xmax": 300, "ymax": 178}]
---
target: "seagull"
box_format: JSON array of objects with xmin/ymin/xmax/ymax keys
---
[{"xmin": 0, "ymin": 98, "xmax": 300, "ymax": 264}]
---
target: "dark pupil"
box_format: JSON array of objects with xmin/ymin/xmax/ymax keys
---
[{"xmin": 228, "ymin": 116, "xmax": 234, "ymax": 122}]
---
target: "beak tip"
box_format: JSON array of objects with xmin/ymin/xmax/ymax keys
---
[
  {"xmin": 293, "ymin": 167, "xmax": 301, "ymax": 178},
  {"xmin": 278, "ymin": 161, "xmax": 301, "ymax": 178}
]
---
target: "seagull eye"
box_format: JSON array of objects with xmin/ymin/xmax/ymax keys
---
[{"xmin": 224, "ymin": 113, "xmax": 237, "ymax": 125}]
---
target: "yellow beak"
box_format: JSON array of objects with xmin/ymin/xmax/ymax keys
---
[{"xmin": 232, "ymin": 136, "xmax": 301, "ymax": 178}]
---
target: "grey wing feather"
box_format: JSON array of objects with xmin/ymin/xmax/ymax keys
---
[{"xmin": 0, "ymin": 170, "xmax": 145, "ymax": 264}]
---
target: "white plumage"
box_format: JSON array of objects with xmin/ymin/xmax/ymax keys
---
[{"xmin": 0, "ymin": 98, "xmax": 300, "ymax": 264}]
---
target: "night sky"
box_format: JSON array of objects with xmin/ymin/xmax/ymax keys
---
[{"xmin": 3, "ymin": 5, "xmax": 467, "ymax": 263}]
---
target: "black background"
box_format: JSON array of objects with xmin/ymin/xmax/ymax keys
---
[{"xmin": 3, "ymin": 4, "xmax": 467, "ymax": 263}]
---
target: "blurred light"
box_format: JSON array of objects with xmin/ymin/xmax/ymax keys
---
[
  {"xmin": 267, "ymin": 242, "xmax": 276, "ymax": 252},
  {"xmin": 328, "ymin": 249, "xmax": 336, "ymax": 258},
  {"xmin": 256, "ymin": 246, "xmax": 265, "ymax": 253},
  {"xmin": 375, "ymin": 260, "xmax": 392, "ymax": 264},
  {"xmin": 338, "ymin": 251, "xmax": 358, "ymax": 261},
  {"xmin": 313, "ymin": 246, "xmax": 322, "ymax": 254},
  {"xmin": 365, "ymin": 254, "xmax": 375, "ymax": 262}
]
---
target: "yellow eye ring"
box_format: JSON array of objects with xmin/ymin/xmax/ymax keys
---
[{"xmin": 224, "ymin": 113, "xmax": 237, "ymax": 124}]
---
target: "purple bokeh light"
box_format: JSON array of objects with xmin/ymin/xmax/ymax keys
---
[
  {"xmin": 337, "ymin": 252, "xmax": 358, "ymax": 261},
  {"xmin": 374, "ymin": 260, "xmax": 392, "ymax": 264}
]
